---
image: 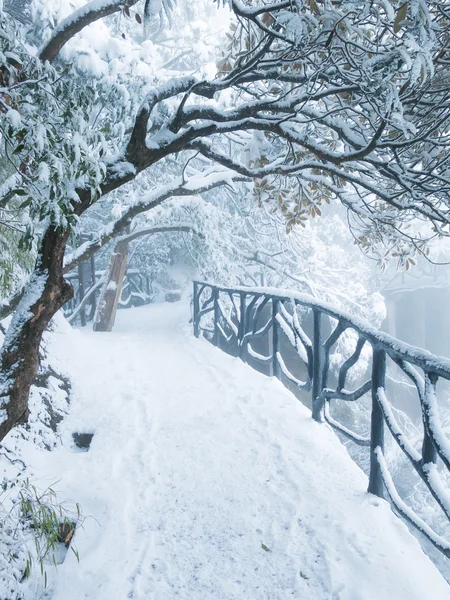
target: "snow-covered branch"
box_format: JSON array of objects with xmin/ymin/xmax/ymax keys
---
[
  {"xmin": 39, "ymin": 0, "xmax": 140, "ymax": 63},
  {"xmin": 64, "ymin": 169, "xmax": 247, "ymax": 273}
]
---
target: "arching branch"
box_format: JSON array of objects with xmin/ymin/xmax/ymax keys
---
[
  {"xmin": 39, "ymin": 0, "xmax": 139, "ymax": 63},
  {"xmin": 63, "ymin": 170, "xmax": 247, "ymax": 274}
]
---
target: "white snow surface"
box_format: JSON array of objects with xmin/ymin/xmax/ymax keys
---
[{"xmin": 23, "ymin": 300, "xmax": 450, "ymax": 599}]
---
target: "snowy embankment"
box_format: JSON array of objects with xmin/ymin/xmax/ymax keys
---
[{"xmin": 22, "ymin": 301, "xmax": 450, "ymax": 599}]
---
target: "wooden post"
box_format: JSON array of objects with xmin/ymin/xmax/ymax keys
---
[
  {"xmin": 312, "ymin": 309, "xmax": 324, "ymax": 421},
  {"xmin": 193, "ymin": 281, "xmax": 200, "ymax": 338},
  {"xmin": 368, "ymin": 348, "xmax": 386, "ymax": 497},
  {"xmin": 93, "ymin": 237, "xmax": 129, "ymax": 332},
  {"xmin": 422, "ymin": 372, "xmax": 438, "ymax": 465},
  {"xmin": 77, "ymin": 261, "xmax": 86, "ymax": 327},
  {"xmin": 272, "ymin": 298, "xmax": 280, "ymax": 378},
  {"xmin": 77, "ymin": 233, "xmax": 96, "ymax": 326},
  {"xmin": 213, "ymin": 287, "xmax": 219, "ymax": 347},
  {"xmin": 89, "ymin": 247, "xmax": 96, "ymax": 320},
  {"xmin": 422, "ymin": 425, "xmax": 438, "ymax": 466},
  {"xmin": 238, "ymin": 292, "xmax": 247, "ymax": 360}
]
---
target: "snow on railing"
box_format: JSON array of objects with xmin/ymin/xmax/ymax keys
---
[
  {"xmin": 64, "ymin": 269, "xmax": 152, "ymax": 326},
  {"xmin": 193, "ymin": 280, "xmax": 450, "ymax": 558}
]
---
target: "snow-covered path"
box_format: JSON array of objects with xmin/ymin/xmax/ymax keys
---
[{"xmin": 30, "ymin": 302, "xmax": 450, "ymax": 599}]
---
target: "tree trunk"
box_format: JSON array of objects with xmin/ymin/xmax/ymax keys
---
[
  {"xmin": 0, "ymin": 226, "xmax": 73, "ymax": 442},
  {"xmin": 93, "ymin": 238, "xmax": 129, "ymax": 332}
]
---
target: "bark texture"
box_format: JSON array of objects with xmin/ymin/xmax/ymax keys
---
[{"xmin": 93, "ymin": 239, "xmax": 129, "ymax": 332}]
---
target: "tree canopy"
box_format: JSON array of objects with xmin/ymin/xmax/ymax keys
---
[{"xmin": 0, "ymin": 0, "xmax": 450, "ymax": 441}]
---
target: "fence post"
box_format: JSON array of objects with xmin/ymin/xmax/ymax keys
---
[
  {"xmin": 312, "ymin": 309, "xmax": 324, "ymax": 421},
  {"xmin": 213, "ymin": 287, "xmax": 220, "ymax": 347},
  {"xmin": 89, "ymin": 247, "xmax": 96, "ymax": 320},
  {"xmin": 272, "ymin": 298, "xmax": 281, "ymax": 379},
  {"xmin": 238, "ymin": 292, "xmax": 247, "ymax": 360},
  {"xmin": 422, "ymin": 372, "xmax": 438, "ymax": 465},
  {"xmin": 368, "ymin": 348, "xmax": 386, "ymax": 498},
  {"xmin": 193, "ymin": 281, "xmax": 200, "ymax": 338},
  {"xmin": 77, "ymin": 261, "xmax": 86, "ymax": 327}
]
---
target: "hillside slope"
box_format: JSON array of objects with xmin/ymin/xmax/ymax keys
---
[{"xmin": 24, "ymin": 301, "xmax": 450, "ymax": 599}]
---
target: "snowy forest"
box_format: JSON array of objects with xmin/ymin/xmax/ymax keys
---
[{"xmin": 2, "ymin": 0, "xmax": 450, "ymax": 598}]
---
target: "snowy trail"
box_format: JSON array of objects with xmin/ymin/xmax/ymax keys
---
[{"xmin": 29, "ymin": 301, "xmax": 450, "ymax": 599}]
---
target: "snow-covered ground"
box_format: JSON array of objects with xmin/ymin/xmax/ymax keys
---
[{"xmin": 21, "ymin": 301, "xmax": 450, "ymax": 599}]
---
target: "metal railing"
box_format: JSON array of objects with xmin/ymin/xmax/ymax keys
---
[{"xmin": 193, "ymin": 280, "xmax": 450, "ymax": 558}]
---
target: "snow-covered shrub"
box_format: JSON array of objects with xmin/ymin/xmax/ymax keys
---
[
  {"xmin": 0, "ymin": 313, "xmax": 75, "ymax": 597},
  {"xmin": 0, "ymin": 476, "xmax": 82, "ymax": 599}
]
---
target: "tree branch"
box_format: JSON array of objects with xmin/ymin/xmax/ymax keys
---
[
  {"xmin": 64, "ymin": 170, "xmax": 248, "ymax": 273},
  {"xmin": 117, "ymin": 224, "xmax": 202, "ymax": 246},
  {"xmin": 39, "ymin": 0, "xmax": 139, "ymax": 63}
]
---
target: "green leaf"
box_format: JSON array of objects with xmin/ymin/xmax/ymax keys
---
[
  {"xmin": 394, "ymin": 3, "xmax": 408, "ymax": 33},
  {"xmin": 18, "ymin": 198, "xmax": 31, "ymax": 209},
  {"xmin": 261, "ymin": 543, "xmax": 271, "ymax": 552}
]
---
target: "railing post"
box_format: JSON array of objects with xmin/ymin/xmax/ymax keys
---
[
  {"xmin": 312, "ymin": 309, "xmax": 324, "ymax": 421},
  {"xmin": 193, "ymin": 281, "xmax": 200, "ymax": 338},
  {"xmin": 368, "ymin": 347, "xmax": 386, "ymax": 498},
  {"xmin": 89, "ymin": 248, "xmax": 96, "ymax": 320},
  {"xmin": 272, "ymin": 298, "xmax": 280, "ymax": 379},
  {"xmin": 213, "ymin": 287, "xmax": 220, "ymax": 347},
  {"xmin": 422, "ymin": 426, "xmax": 438, "ymax": 466},
  {"xmin": 422, "ymin": 372, "xmax": 438, "ymax": 465},
  {"xmin": 238, "ymin": 292, "xmax": 247, "ymax": 360},
  {"xmin": 77, "ymin": 262, "xmax": 86, "ymax": 327}
]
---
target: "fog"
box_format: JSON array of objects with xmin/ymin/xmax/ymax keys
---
[{"xmin": 382, "ymin": 262, "xmax": 450, "ymax": 358}]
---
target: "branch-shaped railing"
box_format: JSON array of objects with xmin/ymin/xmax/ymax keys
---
[
  {"xmin": 193, "ymin": 281, "xmax": 450, "ymax": 558},
  {"xmin": 64, "ymin": 269, "xmax": 152, "ymax": 325}
]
